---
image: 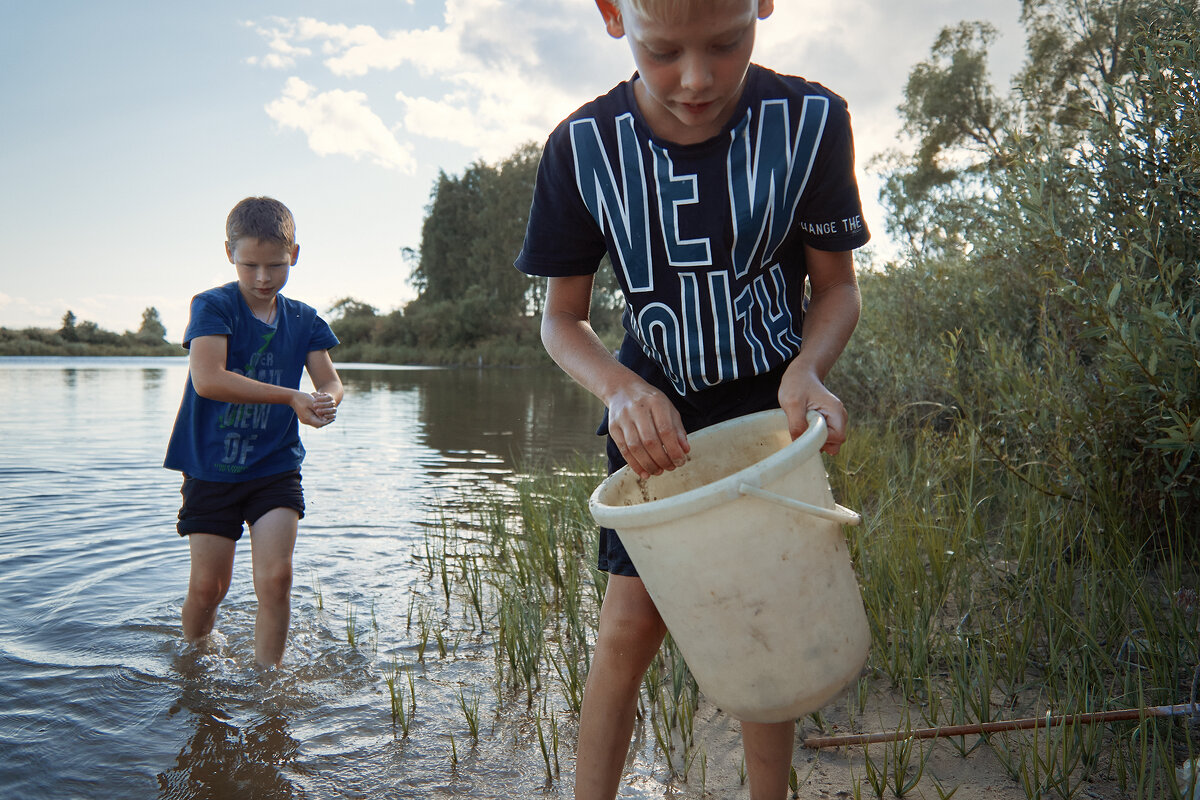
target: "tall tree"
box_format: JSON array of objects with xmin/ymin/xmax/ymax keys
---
[
  {"xmin": 407, "ymin": 142, "xmax": 544, "ymax": 339},
  {"xmin": 876, "ymin": 0, "xmax": 1166, "ymax": 261},
  {"xmin": 412, "ymin": 169, "xmax": 480, "ymax": 302},
  {"xmin": 137, "ymin": 307, "xmax": 167, "ymax": 342},
  {"xmin": 874, "ymin": 21, "xmax": 1008, "ymax": 259},
  {"xmin": 1016, "ymin": 0, "xmax": 1157, "ymax": 133},
  {"xmin": 401, "ymin": 140, "xmax": 628, "ymax": 351},
  {"xmin": 60, "ymin": 310, "xmax": 77, "ymax": 342}
]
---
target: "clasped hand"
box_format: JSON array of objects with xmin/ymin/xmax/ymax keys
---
[{"xmin": 294, "ymin": 391, "xmax": 338, "ymax": 428}]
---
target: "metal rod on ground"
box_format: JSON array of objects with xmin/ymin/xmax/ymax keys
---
[{"xmin": 803, "ymin": 703, "xmax": 1199, "ymax": 749}]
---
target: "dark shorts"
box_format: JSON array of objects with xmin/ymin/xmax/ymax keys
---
[
  {"xmin": 177, "ymin": 470, "xmax": 305, "ymax": 541},
  {"xmin": 596, "ymin": 338, "xmax": 790, "ymax": 577}
]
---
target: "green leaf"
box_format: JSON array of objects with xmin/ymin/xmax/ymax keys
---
[{"xmin": 1107, "ymin": 282, "xmax": 1122, "ymax": 308}]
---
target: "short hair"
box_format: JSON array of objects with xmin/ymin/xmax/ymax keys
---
[
  {"xmin": 617, "ymin": 0, "xmax": 754, "ymax": 23},
  {"xmin": 226, "ymin": 197, "xmax": 296, "ymax": 249}
]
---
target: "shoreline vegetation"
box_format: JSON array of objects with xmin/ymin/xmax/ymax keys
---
[
  {"xmin": 414, "ymin": 429, "xmax": 1195, "ymax": 798},
  {"xmin": 0, "ymin": 324, "xmax": 555, "ymax": 366},
  {"xmin": 0, "ymin": 305, "xmax": 558, "ymax": 365},
  {"xmin": 0, "ymin": 308, "xmax": 183, "ymax": 358}
]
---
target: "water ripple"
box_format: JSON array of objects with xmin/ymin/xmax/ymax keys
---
[{"xmin": 0, "ymin": 358, "xmax": 610, "ymax": 799}]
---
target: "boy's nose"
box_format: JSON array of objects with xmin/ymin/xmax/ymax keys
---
[{"xmin": 679, "ymin": 54, "xmax": 713, "ymax": 92}]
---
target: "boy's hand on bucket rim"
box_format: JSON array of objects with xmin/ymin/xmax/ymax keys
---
[
  {"xmin": 778, "ymin": 369, "xmax": 848, "ymax": 455},
  {"xmin": 607, "ymin": 381, "xmax": 690, "ymax": 479}
]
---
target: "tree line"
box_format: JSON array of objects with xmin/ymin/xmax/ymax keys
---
[
  {"xmin": 0, "ymin": 307, "xmax": 176, "ymax": 356},
  {"xmin": 328, "ymin": 142, "xmax": 625, "ymax": 366}
]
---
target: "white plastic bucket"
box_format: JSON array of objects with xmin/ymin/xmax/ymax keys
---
[{"xmin": 589, "ymin": 409, "xmax": 870, "ymax": 723}]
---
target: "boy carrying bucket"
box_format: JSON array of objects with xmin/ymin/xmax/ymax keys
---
[{"xmin": 514, "ymin": 1, "xmax": 869, "ymax": 797}]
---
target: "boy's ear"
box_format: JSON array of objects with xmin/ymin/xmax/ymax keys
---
[
  {"xmin": 758, "ymin": 0, "xmax": 774, "ymax": 19},
  {"xmin": 225, "ymin": 241, "xmax": 235, "ymax": 264},
  {"xmin": 595, "ymin": 0, "xmax": 625, "ymax": 38},
  {"xmin": 290, "ymin": 244, "xmax": 300, "ymax": 265}
]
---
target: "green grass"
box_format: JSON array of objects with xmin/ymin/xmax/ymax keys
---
[
  {"xmin": 493, "ymin": 421, "xmax": 1194, "ymax": 797},
  {"xmin": 829, "ymin": 422, "xmax": 1197, "ymax": 799},
  {"xmin": 353, "ymin": 420, "xmax": 1196, "ymax": 797}
]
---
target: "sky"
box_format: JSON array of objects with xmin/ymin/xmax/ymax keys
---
[{"xmin": 0, "ymin": 1, "xmax": 1027, "ymax": 342}]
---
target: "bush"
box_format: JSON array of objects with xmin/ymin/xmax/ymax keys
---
[
  {"xmin": 841, "ymin": 3, "xmax": 1199, "ymax": 540},
  {"xmin": 955, "ymin": 14, "xmax": 1200, "ymax": 529}
]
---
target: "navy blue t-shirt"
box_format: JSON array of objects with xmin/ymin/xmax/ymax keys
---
[
  {"xmin": 164, "ymin": 282, "xmax": 339, "ymax": 482},
  {"xmin": 515, "ymin": 64, "xmax": 870, "ymax": 397}
]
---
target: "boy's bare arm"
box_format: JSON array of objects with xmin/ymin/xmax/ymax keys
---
[
  {"xmin": 188, "ymin": 334, "xmax": 334, "ymax": 428},
  {"xmin": 305, "ymin": 349, "xmax": 343, "ymax": 425},
  {"xmin": 779, "ymin": 246, "xmax": 861, "ymax": 453},
  {"xmin": 541, "ymin": 274, "xmax": 688, "ymax": 479}
]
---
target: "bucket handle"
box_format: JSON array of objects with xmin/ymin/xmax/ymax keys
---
[
  {"xmin": 732, "ymin": 410, "xmax": 862, "ymax": 526},
  {"xmin": 737, "ymin": 483, "xmax": 863, "ymax": 526}
]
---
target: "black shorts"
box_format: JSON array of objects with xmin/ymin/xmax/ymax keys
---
[
  {"xmin": 176, "ymin": 470, "xmax": 305, "ymax": 541},
  {"xmin": 596, "ymin": 338, "xmax": 790, "ymax": 577}
]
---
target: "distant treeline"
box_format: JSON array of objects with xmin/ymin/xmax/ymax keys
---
[{"xmin": 0, "ymin": 308, "xmax": 179, "ymax": 356}]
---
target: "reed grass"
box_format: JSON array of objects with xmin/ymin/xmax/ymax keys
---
[
  {"xmin": 348, "ymin": 417, "xmax": 1195, "ymax": 797},
  {"xmin": 458, "ymin": 689, "xmax": 481, "ymax": 741},
  {"xmin": 345, "ymin": 600, "xmax": 359, "ymax": 649},
  {"xmin": 534, "ymin": 700, "xmax": 562, "ymax": 785},
  {"xmin": 501, "ymin": 421, "xmax": 1194, "ymax": 796},
  {"xmin": 385, "ymin": 656, "xmax": 412, "ymax": 737},
  {"xmin": 309, "ymin": 568, "xmax": 323, "ymax": 610},
  {"xmin": 832, "ymin": 422, "xmax": 1197, "ymax": 799}
]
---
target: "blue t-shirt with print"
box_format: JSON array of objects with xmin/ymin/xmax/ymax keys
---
[
  {"xmin": 515, "ymin": 64, "xmax": 870, "ymax": 398},
  {"xmin": 164, "ymin": 282, "xmax": 339, "ymax": 482}
]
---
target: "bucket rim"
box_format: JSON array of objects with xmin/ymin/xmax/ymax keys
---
[{"xmin": 588, "ymin": 409, "xmax": 828, "ymax": 530}]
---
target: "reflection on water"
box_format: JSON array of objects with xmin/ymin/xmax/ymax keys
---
[
  {"xmin": 340, "ymin": 365, "xmax": 605, "ymax": 474},
  {"xmin": 158, "ymin": 643, "xmax": 301, "ymax": 799},
  {"xmin": 158, "ymin": 709, "xmax": 300, "ymax": 800},
  {"xmin": 0, "ymin": 356, "xmax": 621, "ymax": 800}
]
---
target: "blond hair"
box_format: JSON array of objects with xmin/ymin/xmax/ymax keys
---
[{"xmin": 616, "ymin": 0, "xmax": 755, "ymax": 23}]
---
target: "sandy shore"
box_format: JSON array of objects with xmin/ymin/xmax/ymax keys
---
[{"xmin": 619, "ymin": 687, "xmax": 1143, "ymax": 800}]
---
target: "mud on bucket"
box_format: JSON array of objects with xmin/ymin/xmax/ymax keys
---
[{"xmin": 589, "ymin": 409, "xmax": 870, "ymax": 724}]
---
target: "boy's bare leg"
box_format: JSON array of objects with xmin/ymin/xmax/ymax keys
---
[
  {"xmin": 575, "ymin": 575, "xmax": 667, "ymax": 800},
  {"xmin": 182, "ymin": 533, "xmax": 236, "ymax": 642},
  {"xmin": 247, "ymin": 507, "xmax": 299, "ymax": 668},
  {"xmin": 742, "ymin": 719, "xmax": 796, "ymax": 800}
]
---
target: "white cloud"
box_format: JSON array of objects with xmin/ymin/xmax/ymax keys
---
[
  {"xmin": 244, "ymin": 18, "xmax": 315, "ymax": 69},
  {"xmin": 251, "ymin": 2, "xmax": 616, "ymax": 167},
  {"xmin": 264, "ymin": 77, "xmax": 416, "ymax": 172},
  {"xmin": 0, "ymin": 293, "xmax": 61, "ymax": 328},
  {"xmin": 295, "ymin": 18, "xmax": 463, "ymax": 77},
  {"xmin": 399, "ymin": 99, "xmax": 544, "ymax": 159},
  {"xmin": 249, "ymin": 0, "xmax": 1024, "ymax": 203}
]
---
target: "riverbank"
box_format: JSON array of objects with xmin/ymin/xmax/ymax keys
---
[
  {"xmin": 482, "ymin": 424, "xmax": 1198, "ymax": 798},
  {"xmin": 0, "ymin": 325, "xmax": 556, "ymax": 366}
]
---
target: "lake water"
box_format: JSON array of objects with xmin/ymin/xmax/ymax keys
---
[{"xmin": 0, "ymin": 356, "xmax": 684, "ymax": 799}]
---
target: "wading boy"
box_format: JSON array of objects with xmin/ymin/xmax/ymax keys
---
[
  {"xmin": 165, "ymin": 196, "xmax": 343, "ymax": 668},
  {"xmin": 515, "ymin": 1, "xmax": 870, "ymax": 796}
]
